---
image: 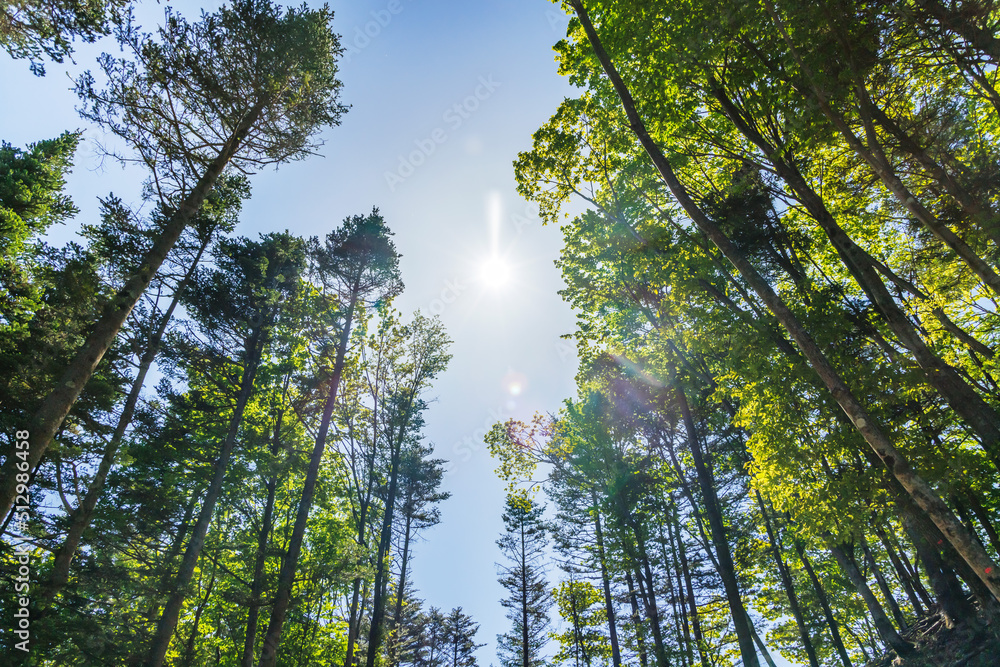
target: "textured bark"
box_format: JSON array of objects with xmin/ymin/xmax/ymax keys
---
[
  {"xmin": 1, "ymin": 102, "xmax": 265, "ymax": 521},
  {"xmin": 569, "ymin": 0, "xmax": 1000, "ymax": 601}
]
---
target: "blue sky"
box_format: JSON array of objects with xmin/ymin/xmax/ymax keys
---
[
  {"xmin": 3, "ymin": 0, "xmax": 580, "ymax": 660},
  {"xmin": 2, "ymin": 1, "xmax": 798, "ymax": 664}
]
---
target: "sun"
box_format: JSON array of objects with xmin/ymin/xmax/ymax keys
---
[{"xmin": 479, "ymin": 255, "xmax": 511, "ymax": 290}]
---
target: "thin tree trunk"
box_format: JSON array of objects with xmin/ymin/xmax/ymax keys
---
[
  {"xmin": 1, "ymin": 102, "xmax": 265, "ymax": 521},
  {"xmin": 145, "ymin": 321, "xmax": 268, "ymax": 667},
  {"xmin": 755, "ymin": 491, "xmax": 820, "ymax": 667},
  {"xmin": 829, "ymin": 543, "xmax": 912, "ymax": 655},
  {"xmin": 181, "ymin": 554, "xmax": 218, "ymax": 667},
  {"xmin": 676, "ymin": 388, "xmax": 760, "ymax": 667},
  {"xmin": 861, "ymin": 537, "xmax": 909, "ymax": 630},
  {"xmin": 795, "ymin": 541, "xmax": 855, "ymax": 667},
  {"xmin": 965, "ymin": 489, "xmax": 1000, "ymax": 555},
  {"xmin": 625, "ymin": 571, "xmax": 649, "ymax": 667},
  {"xmin": 568, "ymin": 0, "xmax": 1000, "ymax": 600},
  {"xmin": 365, "ymin": 391, "xmax": 421, "ymax": 667},
  {"xmin": 258, "ymin": 285, "xmax": 360, "ymax": 667},
  {"xmin": 590, "ymin": 493, "xmax": 622, "ymax": 667},
  {"xmin": 711, "ymin": 78, "xmax": 1000, "ymax": 470},
  {"xmin": 243, "ymin": 407, "xmax": 288, "ymax": 667},
  {"xmin": 873, "ymin": 524, "xmax": 926, "ymax": 616},
  {"xmin": 674, "ymin": 508, "xmax": 710, "ymax": 667},
  {"xmin": 40, "ymin": 232, "xmax": 212, "ymax": 606}
]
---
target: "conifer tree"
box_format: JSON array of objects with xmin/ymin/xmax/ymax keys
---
[{"xmin": 497, "ymin": 492, "xmax": 553, "ymax": 667}]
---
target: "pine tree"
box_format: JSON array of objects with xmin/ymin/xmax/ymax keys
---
[
  {"xmin": 497, "ymin": 492, "xmax": 552, "ymax": 667},
  {"xmin": 443, "ymin": 607, "xmax": 484, "ymax": 667}
]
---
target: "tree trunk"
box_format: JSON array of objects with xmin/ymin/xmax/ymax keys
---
[
  {"xmin": 145, "ymin": 321, "xmax": 268, "ymax": 667},
  {"xmin": 674, "ymin": 508, "xmax": 710, "ymax": 667},
  {"xmin": 590, "ymin": 493, "xmax": 622, "ymax": 667},
  {"xmin": 568, "ymin": 0, "xmax": 1000, "ymax": 601},
  {"xmin": 755, "ymin": 491, "xmax": 820, "ymax": 667},
  {"xmin": 711, "ymin": 78, "xmax": 1000, "ymax": 470},
  {"xmin": 676, "ymin": 388, "xmax": 760, "ymax": 667},
  {"xmin": 365, "ymin": 391, "xmax": 421, "ymax": 667},
  {"xmin": 243, "ymin": 408, "xmax": 287, "ymax": 667},
  {"xmin": 829, "ymin": 543, "xmax": 913, "ymax": 655},
  {"xmin": 873, "ymin": 524, "xmax": 927, "ymax": 617},
  {"xmin": 794, "ymin": 541, "xmax": 855, "ymax": 667},
  {"xmin": 258, "ymin": 286, "xmax": 360, "ymax": 667},
  {"xmin": 1, "ymin": 102, "xmax": 265, "ymax": 521},
  {"xmin": 625, "ymin": 571, "xmax": 649, "ymax": 667},
  {"xmin": 861, "ymin": 537, "xmax": 909, "ymax": 630},
  {"xmin": 965, "ymin": 489, "xmax": 1000, "ymax": 555},
  {"xmin": 40, "ymin": 232, "xmax": 212, "ymax": 606}
]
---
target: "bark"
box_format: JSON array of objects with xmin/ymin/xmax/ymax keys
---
[
  {"xmin": 40, "ymin": 232, "xmax": 212, "ymax": 607},
  {"xmin": 966, "ymin": 489, "xmax": 1000, "ymax": 555},
  {"xmin": 755, "ymin": 491, "xmax": 820, "ymax": 667},
  {"xmin": 625, "ymin": 571, "xmax": 649, "ymax": 667},
  {"xmin": 663, "ymin": 512, "xmax": 693, "ymax": 667},
  {"xmin": 364, "ymin": 391, "xmax": 421, "ymax": 667},
  {"xmin": 181, "ymin": 555, "xmax": 218, "ymax": 667},
  {"xmin": 676, "ymin": 388, "xmax": 760, "ymax": 667},
  {"xmin": 242, "ymin": 408, "xmax": 288, "ymax": 667},
  {"xmin": 862, "ymin": 87, "xmax": 1000, "ymax": 246},
  {"xmin": 258, "ymin": 284, "xmax": 360, "ymax": 667},
  {"xmin": 388, "ymin": 513, "xmax": 413, "ymax": 666},
  {"xmin": 569, "ymin": 0, "xmax": 1000, "ymax": 601},
  {"xmin": 902, "ymin": 513, "xmax": 975, "ymax": 626},
  {"xmin": 674, "ymin": 508, "xmax": 710, "ymax": 667},
  {"xmin": 873, "ymin": 524, "xmax": 927, "ymax": 616},
  {"xmin": 762, "ymin": 0, "xmax": 1000, "ymax": 297},
  {"xmin": 145, "ymin": 321, "xmax": 268, "ymax": 667},
  {"xmin": 0, "ymin": 101, "xmax": 265, "ymax": 521},
  {"xmin": 911, "ymin": 0, "xmax": 1000, "ymax": 65}
]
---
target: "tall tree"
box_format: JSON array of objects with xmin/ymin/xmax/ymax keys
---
[
  {"xmin": 0, "ymin": 0, "xmax": 348, "ymax": 521},
  {"xmin": 496, "ymin": 492, "xmax": 553, "ymax": 667}
]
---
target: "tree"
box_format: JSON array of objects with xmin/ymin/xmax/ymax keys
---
[
  {"xmin": 0, "ymin": 0, "xmax": 348, "ymax": 521},
  {"xmin": 497, "ymin": 492, "xmax": 553, "ymax": 667},
  {"xmin": 550, "ymin": 579, "xmax": 610, "ymax": 667},
  {"xmin": 0, "ymin": 0, "xmax": 129, "ymax": 75},
  {"xmin": 443, "ymin": 607, "xmax": 484, "ymax": 667},
  {"xmin": 258, "ymin": 210, "xmax": 408, "ymax": 666},
  {"xmin": 144, "ymin": 232, "xmax": 307, "ymax": 667}
]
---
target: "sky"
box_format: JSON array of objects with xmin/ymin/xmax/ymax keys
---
[{"xmin": 1, "ymin": 1, "xmax": 795, "ymax": 665}]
